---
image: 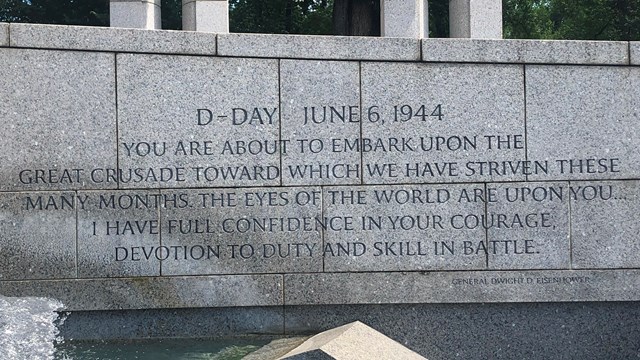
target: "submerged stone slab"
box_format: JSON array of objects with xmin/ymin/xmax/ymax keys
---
[
  {"xmin": 0, "ymin": 275, "xmax": 283, "ymax": 311},
  {"xmin": 0, "ymin": 48, "xmax": 116, "ymax": 191},
  {"xmin": 571, "ymin": 180, "xmax": 640, "ymax": 269},
  {"xmin": 361, "ymin": 62, "xmax": 525, "ymax": 184},
  {"xmin": 217, "ymin": 33, "xmax": 420, "ymax": 61},
  {"xmin": 0, "ymin": 192, "xmax": 76, "ymax": 280},
  {"xmin": 77, "ymin": 190, "xmax": 161, "ymax": 278},
  {"xmin": 526, "ymin": 65, "xmax": 640, "ymax": 181},
  {"xmin": 280, "ymin": 321, "xmax": 426, "ymax": 360},
  {"xmin": 285, "ymin": 270, "xmax": 640, "ymax": 305},
  {"xmin": 9, "ymin": 23, "xmax": 216, "ymax": 55},
  {"xmin": 280, "ymin": 60, "xmax": 361, "ymax": 186},
  {"xmin": 487, "ymin": 182, "xmax": 570, "ymax": 270},
  {"xmin": 0, "ymin": 23, "xmax": 8, "ymax": 46},
  {"xmin": 117, "ymin": 53, "xmax": 279, "ymax": 188},
  {"xmin": 322, "ymin": 184, "xmax": 486, "ymax": 272},
  {"xmin": 422, "ymin": 39, "xmax": 629, "ymax": 65},
  {"xmin": 159, "ymin": 187, "xmax": 323, "ymax": 275}
]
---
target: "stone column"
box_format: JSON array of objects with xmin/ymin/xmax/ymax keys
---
[
  {"xmin": 449, "ymin": 0, "xmax": 502, "ymax": 39},
  {"xmin": 381, "ymin": 0, "xmax": 428, "ymax": 38},
  {"xmin": 110, "ymin": 0, "xmax": 161, "ymax": 29},
  {"xmin": 182, "ymin": 0, "xmax": 229, "ymax": 33}
]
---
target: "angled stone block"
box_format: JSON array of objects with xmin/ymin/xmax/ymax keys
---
[{"xmin": 280, "ymin": 321, "xmax": 426, "ymax": 360}]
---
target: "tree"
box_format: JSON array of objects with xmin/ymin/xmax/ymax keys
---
[{"xmin": 0, "ymin": 0, "xmax": 107, "ymax": 26}]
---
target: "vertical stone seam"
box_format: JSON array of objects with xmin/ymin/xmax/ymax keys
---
[
  {"xmin": 628, "ymin": 41, "xmax": 632, "ymax": 66},
  {"xmin": 483, "ymin": 182, "xmax": 489, "ymax": 268},
  {"xmin": 282, "ymin": 274, "xmax": 287, "ymax": 334},
  {"xmin": 568, "ymin": 180, "xmax": 573, "ymax": 269},
  {"xmin": 114, "ymin": 53, "xmax": 120, "ymax": 190},
  {"xmin": 358, "ymin": 61, "xmax": 364, "ymax": 185},
  {"xmin": 277, "ymin": 59, "xmax": 283, "ymax": 187},
  {"xmin": 75, "ymin": 190, "xmax": 79, "ymax": 278},
  {"xmin": 215, "ymin": 34, "xmax": 218, "ymax": 56},
  {"xmin": 523, "ymin": 64, "xmax": 528, "ymax": 182},
  {"xmin": 159, "ymin": 190, "xmax": 163, "ymax": 276},
  {"xmin": 7, "ymin": 23, "xmax": 11, "ymax": 47},
  {"xmin": 321, "ymin": 185, "xmax": 326, "ymax": 272}
]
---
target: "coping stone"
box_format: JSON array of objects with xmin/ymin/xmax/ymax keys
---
[
  {"xmin": 361, "ymin": 62, "xmax": 525, "ymax": 184},
  {"xmin": 0, "ymin": 48, "xmax": 117, "ymax": 191},
  {"xmin": 217, "ymin": 33, "xmax": 420, "ymax": 61},
  {"xmin": 322, "ymin": 184, "xmax": 486, "ymax": 272},
  {"xmin": 526, "ymin": 65, "xmax": 640, "ymax": 181},
  {"xmin": 487, "ymin": 182, "xmax": 570, "ymax": 270},
  {"xmin": 77, "ymin": 190, "xmax": 161, "ymax": 278},
  {"xmin": 284, "ymin": 270, "xmax": 640, "ymax": 305},
  {"xmin": 280, "ymin": 321, "xmax": 426, "ymax": 360},
  {"xmin": 632, "ymin": 42, "xmax": 640, "ymax": 65},
  {"xmin": 117, "ymin": 53, "xmax": 279, "ymax": 188},
  {"xmin": 423, "ymin": 39, "xmax": 629, "ymax": 65},
  {"xmin": 0, "ymin": 23, "xmax": 8, "ymax": 46},
  {"xmin": 280, "ymin": 60, "xmax": 361, "ymax": 186},
  {"xmin": 9, "ymin": 23, "xmax": 216, "ymax": 55},
  {"xmin": 0, "ymin": 192, "xmax": 76, "ymax": 280},
  {"xmin": 0, "ymin": 274, "xmax": 284, "ymax": 311},
  {"xmin": 571, "ymin": 180, "xmax": 640, "ymax": 269},
  {"xmin": 159, "ymin": 188, "xmax": 323, "ymax": 275}
]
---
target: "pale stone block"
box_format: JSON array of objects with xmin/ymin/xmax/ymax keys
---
[
  {"xmin": 381, "ymin": 0, "xmax": 428, "ymax": 38},
  {"xmin": 449, "ymin": 0, "xmax": 502, "ymax": 39},
  {"xmin": 110, "ymin": 0, "xmax": 161, "ymax": 30},
  {"xmin": 9, "ymin": 23, "xmax": 216, "ymax": 55},
  {"xmin": 182, "ymin": 0, "xmax": 229, "ymax": 33}
]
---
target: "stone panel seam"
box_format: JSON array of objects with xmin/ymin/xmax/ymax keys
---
[
  {"xmin": 75, "ymin": 190, "xmax": 79, "ymax": 278},
  {"xmin": 568, "ymin": 180, "xmax": 573, "ymax": 269},
  {"xmin": 358, "ymin": 61, "xmax": 364, "ymax": 185},
  {"xmin": 523, "ymin": 64, "xmax": 529, "ymax": 183},
  {"xmin": 483, "ymin": 182, "xmax": 489, "ymax": 269},
  {"xmin": 115, "ymin": 53, "xmax": 120, "ymax": 190},
  {"xmin": 278, "ymin": 59, "xmax": 283, "ymax": 187}
]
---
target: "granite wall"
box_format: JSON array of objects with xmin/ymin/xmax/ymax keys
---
[{"xmin": 1, "ymin": 23, "xmax": 640, "ymax": 358}]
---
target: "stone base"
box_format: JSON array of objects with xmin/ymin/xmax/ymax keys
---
[{"xmin": 58, "ymin": 302, "xmax": 640, "ymax": 359}]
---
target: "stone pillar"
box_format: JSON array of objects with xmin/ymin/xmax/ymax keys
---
[
  {"xmin": 381, "ymin": 0, "xmax": 428, "ymax": 38},
  {"xmin": 110, "ymin": 0, "xmax": 161, "ymax": 29},
  {"xmin": 449, "ymin": 0, "xmax": 502, "ymax": 39},
  {"xmin": 182, "ymin": 0, "xmax": 229, "ymax": 33}
]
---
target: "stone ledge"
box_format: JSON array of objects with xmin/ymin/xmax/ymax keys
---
[
  {"xmin": 8, "ymin": 23, "xmax": 216, "ymax": 55},
  {"xmin": 217, "ymin": 33, "xmax": 420, "ymax": 61},
  {"xmin": 0, "ymin": 275, "xmax": 283, "ymax": 311},
  {"xmin": 0, "ymin": 23, "xmax": 8, "ymax": 46},
  {"xmin": 631, "ymin": 42, "xmax": 640, "ymax": 65},
  {"xmin": 285, "ymin": 270, "xmax": 640, "ymax": 305},
  {"xmin": 423, "ymin": 38, "xmax": 629, "ymax": 65}
]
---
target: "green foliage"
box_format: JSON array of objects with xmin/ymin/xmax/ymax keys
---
[
  {"xmin": 505, "ymin": 0, "xmax": 640, "ymax": 40},
  {"xmin": 230, "ymin": 0, "xmax": 332, "ymax": 34},
  {"xmin": 0, "ymin": 0, "xmax": 638, "ymax": 40},
  {"xmin": 0, "ymin": 0, "xmax": 107, "ymax": 26}
]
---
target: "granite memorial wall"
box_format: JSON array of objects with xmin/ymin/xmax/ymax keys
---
[{"xmin": 1, "ymin": 22, "xmax": 640, "ymax": 357}]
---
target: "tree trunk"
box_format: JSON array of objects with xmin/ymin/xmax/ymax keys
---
[{"xmin": 332, "ymin": 0, "xmax": 380, "ymax": 36}]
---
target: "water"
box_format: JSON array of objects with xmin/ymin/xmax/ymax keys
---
[
  {"xmin": 0, "ymin": 296, "xmax": 267, "ymax": 360},
  {"xmin": 0, "ymin": 295, "xmax": 64, "ymax": 360}
]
